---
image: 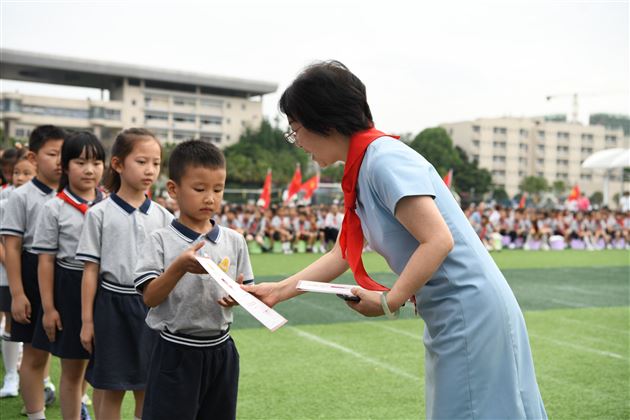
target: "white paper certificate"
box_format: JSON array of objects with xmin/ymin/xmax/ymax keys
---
[
  {"xmin": 296, "ymin": 280, "xmax": 363, "ymax": 298},
  {"xmin": 195, "ymin": 256, "xmax": 287, "ymax": 332}
]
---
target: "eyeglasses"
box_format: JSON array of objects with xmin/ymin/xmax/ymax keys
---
[{"xmin": 284, "ymin": 126, "xmax": 301, "ymax": 144}]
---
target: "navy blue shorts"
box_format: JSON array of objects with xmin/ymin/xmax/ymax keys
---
[
  {"xmin": 0, "ymin": 285, "xmax": 11, "ymax": 313},
  {"xmin": 142, "ymin": 331, "xmax": 239, "ymax": 420},
  {"xmin": 32, "ymin": 266, "xmax": 89, "ymax": 359},
  {"xmin": 10, "ymin": 251, "xmax": 48, "ymax": 347},
  {"xmin": 85, "ymin": 283, "xmax": 157, "ymax": 390}
]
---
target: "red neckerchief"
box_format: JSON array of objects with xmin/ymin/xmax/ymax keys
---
[
  {"xmin": 57, "ymin": 190, "xmax": 89, "ymax": 214},
  {"xmin": 339, "ymin": 127, "xmax": 399, "ymax": 292}
]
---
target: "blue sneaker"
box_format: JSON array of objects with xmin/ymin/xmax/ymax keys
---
[{"xmin": 80, "ymin": 402, "xmax": 92, "ymax": 420}]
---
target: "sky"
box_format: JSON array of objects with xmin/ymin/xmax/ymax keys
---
[{"xmin": 1, "ymin": 0, "xmax": 628, "ymax": 135}]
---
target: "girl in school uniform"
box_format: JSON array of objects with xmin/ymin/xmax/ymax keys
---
[
  {"xmin": 0, "ymin": 149, "xmax": 35, "ymax": 398},
  {"xmin": 76, "ymin": 128, "xmax": 173, "ymax": 420},
  {"xmin": 31, "ymin": 132, "xmax": 105, "ymax": 419}
]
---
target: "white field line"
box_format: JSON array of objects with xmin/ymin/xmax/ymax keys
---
[
  {"xmin": 290, "ymin": 327, "xmax": 421, "ymax": 382},
  {"xmin": 556, "ymin": 315, "xmax": 630, "ymax": 335},
  {"xmin": 551, "ymin": 285, "xmax": 621, "ymax": 298},
  {"xmin": 550, "ymin": 298, "xmax": 589, "ymax": 308},
  {"xmin": 367, "ymin": 321, "xmax": 423, "ymax": 341},
  {"xmin": 530, "ymin": 333, "xmax": 627, "ymax": 360}
]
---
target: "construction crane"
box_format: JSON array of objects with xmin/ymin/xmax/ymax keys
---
[{"xmin": 545, "ymin": 91, "xmax": 626, "ymax": 123}]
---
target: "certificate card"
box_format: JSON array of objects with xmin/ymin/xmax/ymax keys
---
[
  {"xmin": 296, "ymin": 280, "xmax": 363, "ymax": 298},
  {"xmin": 195, "ymin": 256, "xmax": 287, "ymax": 332}
]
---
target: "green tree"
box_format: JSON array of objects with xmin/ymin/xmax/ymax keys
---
[
  {"xmin": 409, "ymin": 127, "xmax": 462, "ymax": 176},
  {"xmin": 223, "ymin": 119, "xmax": 311, "ymax": 186},
  {"xmin": 590, "ymin": 191, "xmax": 603, "ymax": 206},
  {"xmin": 452, "ymin": 146, "xmax": 493, "ymax": 200},
  {"xmin": 552, "ymin": 180, "xmax": 566, "ymax": 196},
  {"xmin": 519, "ymin": 176, "xmax": 549, "ymax": 202}
]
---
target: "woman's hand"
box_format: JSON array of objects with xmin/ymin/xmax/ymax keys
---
[
  {"xmin": 345, "ymin": 288, "xmax": 387, "ymax": 317},
  {"xmin": 218, "ymin": 274, "xmax": 244, "ymax": 307},
  {"xmin": 242, "ymin": 282, "xmax": 283, "ymax": 308},
  {"xmin": 43, "ymin": 309, "xmax": 63, "ymax": 342}
]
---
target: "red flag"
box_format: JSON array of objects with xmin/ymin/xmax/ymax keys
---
[
  {"xmin": 257, "ymin": 169, "xmax": 272, "ymax": 209},
  {"xmin": 568, "ymin": 184, "xmax": 580, "ymax": 201},
  {"xmin": 285, "ymin": 164, "xmax": 302, "ymax": 203},
  {"xmin": 519, "ymin": 192, "xmax": 527, "ymax": 209},
  {"xmin": 442, "ymin": 169, "xmax": 453, "ymax": 189},
  {"xmin": 300, "ymin": 174, "xmax": 320, "ymax": 200}
]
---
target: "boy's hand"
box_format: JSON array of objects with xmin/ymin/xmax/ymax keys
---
[
  {"xmin": 218, "ymin": 274, "xmax": 244, "ymax": 307},
  {"xmin": 11, "ymin": 293, "xmax": 31, "ymax": 324},
  {"xmin": 175, "ymin": 241, "xmax": 206, "ymax": 275}
]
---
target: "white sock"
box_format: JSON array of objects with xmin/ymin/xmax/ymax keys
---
[
  {"xmin": 2, "ymin": 337, "xmax": 21, "ymax": 374},
  {"xmin": 27, "ymin": 410, "xmax": 45, "ymax": 420},
  {"xmin": 44, "ymin": 376, "xmax": 52, "ymax": 386}
]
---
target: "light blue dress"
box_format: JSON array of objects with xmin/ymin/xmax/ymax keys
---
[{"xmin": 355, "ymin": 137, "xmax": 547, "ymax": 420}]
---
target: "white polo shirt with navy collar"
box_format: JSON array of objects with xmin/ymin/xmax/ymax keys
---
[
  {"xmin": 134, "ymin": 219, "xmax": 254, "ymax": 338},
  {"xmin": 0, "ymin": 178, "xmax": 56, "ymax": 252},
  {"xmin": 76, "ymin": 193, "xmax": 173, "ymax": 294},
  {"xmin": 32, "ymin": 188, "xmax": 105, "ymax": 271}
]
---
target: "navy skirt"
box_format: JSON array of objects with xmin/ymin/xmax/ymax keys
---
[
  {"xmin": 0, "ymin": 286, "xmax": 11, "ymax": 313},
  {"xmin": 32, "ymin": 265, "xmax": 89, "ymax": 359},
  {"xmin": 85, "ymin": 284, "xmax": 157, "ymax": 390}
]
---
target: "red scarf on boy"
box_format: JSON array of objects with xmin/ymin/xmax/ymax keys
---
[{"xmin": 339, "ymin": 127, "xmax": 399, "ymax": 292}]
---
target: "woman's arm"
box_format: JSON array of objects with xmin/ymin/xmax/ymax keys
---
[
  {"xmin": 350, "ymin": 195, "xmax": 454, "ymax": 316},
  {"xmin": 244, "ymin": 236, "xmax": 350, "ymax": 307},
  {"xmin": 38, "ymin": 254, "xmax": 62, "ymax": 341}
]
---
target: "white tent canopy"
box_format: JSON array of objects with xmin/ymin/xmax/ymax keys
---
[
  {"xmin": 581, "ymin": 148, "xmax": 630, "ymax": 169},
  {"xmin": 581, "ymin": 148, "xmax": 629, "ymax": 206}
]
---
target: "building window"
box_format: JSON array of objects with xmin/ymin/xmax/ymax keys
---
[
  {"xmin": 492, "ymin": 156, "xmax": 506, "ymax": 163},
  {"xmin": 200, "ymin": 98, "xmax": 223, "ymax": 108},
  {"xmin": 518, "ymin": 170, "xmax": 525, "ymax": 177},
  {"xmin": 473, "ymin": 125, "xmax": 480, "ymax": 133},
  {"xmin": 556, "ymin": 159, "xmax": 569, "ymax": 166},
  {"xmin": 557, "ymin": 131, "xmax": 570, "ymax": 139},
  {"xmin": 15, "ymin": 128, "xmax": 25, "ymax": 137},
  {"xmin": 491, "ymin": 170, "xmax": 506, "ymax": 177},
  {"xmin": 173, "ymin": 113, "xmax": 196, "ymax": 123},
  {"xmin": 473, "ymin": 154, "xmax": 479, "ymax": 161},
  {"xmin": 241, "ymin": 103, "xmax": 246, "ymax": 111},
  {"xmin": 472, "ymin": 140, "xmax": 480, "ymax": 147},
  {"xmin": 519, "ymin": 129, "xmax": 529, "ymax": 137},
  {"xmin": 556, "ymin": 146, "xmax": 569, "ymax": 153},
  {"xmin": 537, "ymin": 130, "xmax": 545, "ymax": 139},
  {"xmin": 580, "ymin": 174, "xmax": 592, "ymax": 181},
  {"xmin": 226, "ymin": 102, "xmax": 231, "ymax": 109},
  {"xmin": 200, "ymin": 116, "xmax": 222, "ymax": 125},
  {"xmin": 226, "ymin": 134, "xmax": 230, "ymax": 141},
  {"xmin": 581, "ymin": 133, "xmax": 593, "ymax": 141},
  {"xmin": 581, "ymin": 147, "xmax": 593, "ymax": 154},
  {"xmin": 492, "ymin": 141, "xmax": 507, "ymax": 148},
  {"xmin": 537, "ymin": 145, "xmax": 545, "ymax": 153},
  {"xmin": 22, "ymin": 105, "xmax": 90, "ymax": 119},
  {"xmin": 200, "ymin": 133, "xmax": 222, "ymax": 144},
  {"xmin": 556, "ymin": 173, "xmax": 569, "ymax": 180},
  {"xmin": 131, "ymin": 100, "xmax": 136, "ymax": 106},
  {"xmin": 173, "ymin": 97, "xmax": 196, "ymax": 107},
  {"xmin": 518, "ymin": 157, "xmax": 527, "ymax": 164},
  {"xmin": 493, "ymin": 127, "xmax": 507, "ymax": 134},
  {"xmin": 605, "ymin": 135, "xmax": 617, "ymax": 146},
  {"xmin": 537, "ymin": 172, "xmax": 544, "ymax": 177},
  {"xmin": 519, "ymin": 143, "xmax": 528, "ymax": 151},
  {"xmin": 145, "ymin": 112, "xmax": 168, "ymax": 121},
  {"xmin": 131, "ymin": 117, "xmax": 136, "ymax": 123},
  {"xmin": 537, "ymin": 159, "xmax": 544, "ymax": 165}
]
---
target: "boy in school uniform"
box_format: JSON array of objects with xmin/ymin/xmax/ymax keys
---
[
  {"xmin": 0, "ymin": 125, "xmax": 65, "ymax": 420},
  {"xmin": 134, "ymin": 140, "xmax": 254, "ymax": 420}
]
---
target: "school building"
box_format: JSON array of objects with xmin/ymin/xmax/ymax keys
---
[
  {"xmin": 440, "ymin": 116, "xmax": 628, "ymax": 199},
  {"xmin": 0, "ymin": 48, "xmax": 277, "ymax": 148}
]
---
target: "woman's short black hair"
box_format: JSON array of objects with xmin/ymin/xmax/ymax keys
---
[
  {"xmin": 168, "ymin": 139, "xmax": 225, "ymax": 184},
  {"xmin": 279, "ymin": 60, "xmax": 373, "ymax": 137},
  {"xmin": 59, "ymin": 131, "xmax": 106, "ymax": 192}
]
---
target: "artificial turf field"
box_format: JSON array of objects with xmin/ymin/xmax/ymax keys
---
[{"xmin": 0, "ymin": 250, "xmax": 628, "ymax": 419}]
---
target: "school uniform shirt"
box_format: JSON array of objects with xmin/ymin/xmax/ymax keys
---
[
  {"xmin": 354, "ymin": 137, "xmax": 547, "ymax": 420},
  {"xmin": 134, "ymin": 219, "xmax": 254, "ymax": 338},
  {"xmin": 76, "ymin": 193, "xmax": 173, "ymax": 292},
  {"xmin": 0, "ymin": 178, "xmax": 56, "ymax": 252},
  {"xmin": 0, "ymin": 196, "xmax": 10, "ymax": 287},
  {"xmin": 31, "ymin": 188, "xmax": 104, "ymax": 270}
]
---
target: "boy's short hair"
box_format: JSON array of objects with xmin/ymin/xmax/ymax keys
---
[
  {"xmin": 29, "ymin": 125, "xmax": 66, "ymax": 153},
  {"xmin": 168, "ymin": 139, "xmax": 226, "ymax": 184}
]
